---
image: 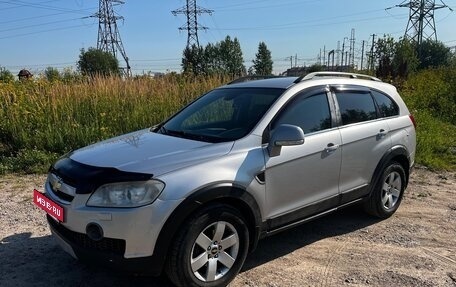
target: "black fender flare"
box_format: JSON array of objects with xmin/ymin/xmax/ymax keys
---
[
  {"xmin": 369, "ymin": 145, "xmax": 411, "ymax": 197},
  {"xmin": 152, "ymin": 183, "xmax": 263, "ymax": 274}
]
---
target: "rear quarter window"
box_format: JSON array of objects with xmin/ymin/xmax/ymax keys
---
[
  {"xmin": 335, "ymin": 92, "xmax": 377, "ymax": 125},
  {"xmin": 371, "ymin": 90, "xmax": 399, "ymax": 117}
]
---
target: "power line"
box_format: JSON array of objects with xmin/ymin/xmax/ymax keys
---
[
  {"xmin": 0, "ymin": 17, "xmax": 84, "ymax": 33},
  {"xmin": 0, "ymin": 0, "xmax": 96, "ymax": 14},
  {"xmin": 0, "ymin": 0, "xmax": 61, "ymax": 10},
  {"xmin": 0, "ymin": 10, "xmax": 93, "ymax": 25},
  {"xmin": 130, "ymin": 58, "xmax": 181, "ymax": 62},
  {"xmin": 211, "ymin": 14, "xmax": 408, "ymax": 31},
  {"xmin": 210, "ymin": 0, "xmax": 320, "ymax": 11},
  {"xmin": 0, "ymin": 23, "xmax": 94, "ymax": 40}
]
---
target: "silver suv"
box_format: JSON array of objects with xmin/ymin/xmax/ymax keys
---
[{"xmin": 36, "ymin": 72, "xmax": 416, "ymax": 287}]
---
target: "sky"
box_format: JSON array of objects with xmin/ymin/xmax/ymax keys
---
[{"xmin": 1, "ymin": 0, "xmax": 455, "ymax": 75}]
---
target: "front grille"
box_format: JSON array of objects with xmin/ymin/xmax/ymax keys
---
[
  {"xmin": 52, "ymin": 189, "xmax": 74, "ymax": 202},
  {"xmin": 47, "ymin": 215, "xmax": 126, "ymax": 256},
  {"xmin": 47, "ymin": 173, "xmax": 76, "ymax": 203}
]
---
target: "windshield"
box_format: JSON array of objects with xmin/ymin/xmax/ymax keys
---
[{"xmin": 156, "ymin": 87, "xmax": 284, "ymax": 143}]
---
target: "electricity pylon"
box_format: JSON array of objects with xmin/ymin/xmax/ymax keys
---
[
  {"xmin": 172, "ymin": 0, "xmax": 213, "ymax": 48},
  {"xmin": 93, "ymin": 0, "xmax": 131, "ymax": 76},
  {"xmin": 393, "ymin": 0, "xmax": 452, "ymax": 46}
]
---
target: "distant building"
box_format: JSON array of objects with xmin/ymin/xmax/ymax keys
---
[{"xmin": 18, "ymin": 69, "xmax": 33, "ymax": 80}]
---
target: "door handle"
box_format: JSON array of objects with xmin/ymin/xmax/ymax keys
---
[
  {"xmin": 325, "ymin": 143, "xmax": 339, "ymax": 152},
  {"xmin": 377, "ymin": 129, "xmax": 389, "ymax": 138}
]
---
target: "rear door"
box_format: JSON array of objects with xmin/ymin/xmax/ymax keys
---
[{"xmin": 333, "ymin": 86, "xmax": 392, "ymax": 203}]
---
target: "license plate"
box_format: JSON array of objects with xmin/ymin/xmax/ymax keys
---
[{"xmin": 33, "ymin": 189, "xmax": 64, "ymax": 222}]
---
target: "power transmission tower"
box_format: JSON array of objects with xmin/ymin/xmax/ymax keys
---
[
  {"xmin": 393, "ymin": 0, "xmax": 452, "ymax": 46},
  {"xmin": 172, "ymin": 0, "xmax": 213, "ymax": 48},
  {"xmin": 93, "ymin": 0, "xmax": 131, "ymax": 76}
]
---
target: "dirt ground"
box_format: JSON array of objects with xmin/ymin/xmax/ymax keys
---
[{"xmin": 0, "ymin": 166, "xmax": 455, "ymax": 287}]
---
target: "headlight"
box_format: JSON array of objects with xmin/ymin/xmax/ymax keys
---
[{"xmin": 86, "ymin": 180, "xmax": 165, "ymax": 208}]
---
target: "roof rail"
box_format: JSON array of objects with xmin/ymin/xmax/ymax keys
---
[
  {"xmin": 227, "ymin": 75, "xmax": 284, "ymax": 85},
  {"xmin": 294, "ymin": 72, "xmax": 382, "ymax": 83}
]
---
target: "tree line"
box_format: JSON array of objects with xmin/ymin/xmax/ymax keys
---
[
  {"xmin": 1, "ymin": 34, "xmax": 455, "ymax": 83},
  {"xmin": 0, "ymin": 36, "xmax": 274, "ymax": 82},
  {"xmin": 374, "ymin": 35, "xmax": 455, "ymax": 79},
  {"xmin": 182, "ymin": 36, "xmax": 273, "ymax": 76}
]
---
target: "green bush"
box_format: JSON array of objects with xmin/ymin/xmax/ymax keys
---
[
  {"xmin": 0, "ymin": 149, "xmax": 59, "ymax": 174},
  {"xmin": 400, "ymin": 67, "xmax": 456, "ymax": 170}
]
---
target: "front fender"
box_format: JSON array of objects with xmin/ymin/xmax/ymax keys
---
[{"xmin": 151, "ymin": 183, "xmax": 263, "ymax": 274}]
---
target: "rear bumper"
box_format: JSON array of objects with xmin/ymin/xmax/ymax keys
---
[{"xmin": 47, "ymin": 215, "xmax": 164, "ymax": 275}]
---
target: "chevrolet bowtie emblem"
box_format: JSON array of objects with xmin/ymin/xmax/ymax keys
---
[{"xmin": 51, "ymin": 177, "xmax": 63, "ymax": 191}]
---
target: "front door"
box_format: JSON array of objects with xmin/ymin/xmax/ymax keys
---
[{"xmin": 264, "ymin": 89, "xmax": 342, "ymax": 229}]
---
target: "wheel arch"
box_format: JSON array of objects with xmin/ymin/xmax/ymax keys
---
[
  {"xmin": 370, "ymin": 145, "xmax": 411, "ymax": 194},
  {"xmin": 152, "ymin": 183, "xmax": 262, "ymax": 274}
]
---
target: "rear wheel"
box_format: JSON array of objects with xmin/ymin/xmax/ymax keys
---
[
  {"xmin": 364, "ymin": 162, "xmax": 406, "ymax": 218},
  {"xmin": 166, "ymin": 204, "xmax": 249, "ymax": 287}
]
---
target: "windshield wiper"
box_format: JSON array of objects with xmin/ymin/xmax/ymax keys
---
[
  {"xmin": 158, "ymin": 125, "xmax": 168, "ymax": 135},
  {"xmin": 164, "ymin": 129, "xmax": 224, "ymax": 143}
]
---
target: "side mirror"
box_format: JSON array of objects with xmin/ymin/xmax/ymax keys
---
[{"xmin": 268, "ymin": 124, "xmax": 305, "ymax": 157}]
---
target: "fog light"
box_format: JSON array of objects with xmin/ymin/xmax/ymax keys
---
[{"xmin": 86, "ymin": 223, "xmax": 104, "ymax": 241}]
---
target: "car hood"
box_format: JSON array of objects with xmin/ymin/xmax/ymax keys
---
[{"xmin": 69, "ymin": 129, "xmax": 234, "ymax": 176}]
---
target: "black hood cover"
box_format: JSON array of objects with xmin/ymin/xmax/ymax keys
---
[{"xmin": 50, "ymin": 156, "xmax": 153, "ymax": 194}]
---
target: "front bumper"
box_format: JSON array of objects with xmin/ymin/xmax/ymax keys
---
[
  {"xmin": 44, "ymin": 179, "xmax": 183, "ymax": 258},
  {"xmin": 47, "ymin": 215, "xmax": 164, "ymax": 275}
]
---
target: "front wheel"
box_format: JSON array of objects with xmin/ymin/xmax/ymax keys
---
[
  {"xmin": 166, "ymin": 204, "xmax": 249, "ymax": 287},
  {"xmin": 364, "ymin": 162, "xmax": 406, "ymax": 219}
]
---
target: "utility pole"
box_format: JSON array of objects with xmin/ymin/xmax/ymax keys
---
[
  {"xmin": 323, "ymin": 46, "xmax": 326, "ymax": 68},
  {"xmin": 172, "ymin": 0, "xmax": 213, "ymax": 48},
  {"xmin": 349, "ymin": 28, "xmax": 356, "ymax": 67},
  {"xmin": 319, "ymin": 48, "xmax": 322, "ymax": 65},
  {"xmin": 390, "ymin": 0, "xmax": 452, "ymax": 47},
  {"xmin": 369, "ymin": 34, "xmax": 376, "ymax": 72},
  {"xmin": 336, "ymin": 41, "xmax": 341, "ymax": 68},
  {"xmin": 93, "ymin": 0, "xmax": 131, "ymax": 76},
  {"xmin": 285, "ymin": 56, "xmax": 293, "ymax": 69},
  {"xmin": 328, "ymin": 50, "xmax": 335, "ymax": 70},
  {"xmin": 341, "ymin": 37, "xmax": 348, "ymax": 68},
  {"xmin": 360, "ymin": 40, "xmax": 365, "ymax": 71},
  {"xmin": 341, "ymin": 41, "xmax": 345, "ymax": 67}
]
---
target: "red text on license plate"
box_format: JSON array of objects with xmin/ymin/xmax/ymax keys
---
[{"xmin": 33, "ymin": 189, "xmax": 64, "ymax": 222}]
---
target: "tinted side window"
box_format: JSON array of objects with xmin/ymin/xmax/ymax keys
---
[
  {"xmin": 371, "ymin": 90, "xmax": 399, "ymax": 117},
  {"xmin": 336, "ymin": 92, "xmax": 377, "ymax": 125},
  {"xmin": 273, "ymin": 93, "xmax": 331, "ymax": 134}
]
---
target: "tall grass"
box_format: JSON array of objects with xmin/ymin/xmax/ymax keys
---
[
  {"xmin": 1, "ymin": 69, "xmax": 455, "ymax": 173},
  {"xmin": 0, "ymin": 75, "xmax": 228, "ymax": 173}
]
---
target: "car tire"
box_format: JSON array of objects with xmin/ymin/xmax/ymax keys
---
[
  {"xmin": 364, "ymin": 162, "xmax": 406, "ymax": 219},
  {"xmin": 165, "ymin": 204, "xmax": 249, "ymax": 287}
]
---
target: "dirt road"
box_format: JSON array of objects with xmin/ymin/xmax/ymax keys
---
[{"xmin": 1, "ymin": 167, "xmax": 455, "ymax": 287}]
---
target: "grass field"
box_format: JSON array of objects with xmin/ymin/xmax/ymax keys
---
[
  {"xmin": 0, "ymin": 75, "xmax": 227, "ymax": 173},
  {"xmin": 1, "ymin": 70, "xmax": 455, "ymax": 173}
]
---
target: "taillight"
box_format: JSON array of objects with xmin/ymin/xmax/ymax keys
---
[{"xmin": 409, "ymin": 114, "xmax": 417, "ymax": 129}]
